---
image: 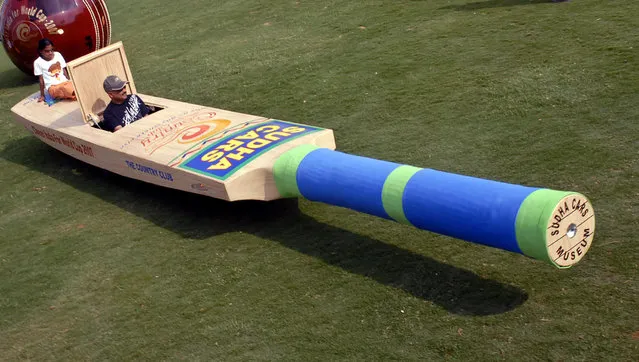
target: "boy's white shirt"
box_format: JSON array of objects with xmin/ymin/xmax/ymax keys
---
[{"xmin": 33, "ymin": 52, "xmax": 69, "ymax": 90}]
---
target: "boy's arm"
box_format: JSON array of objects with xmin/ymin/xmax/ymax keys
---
[
  {"xmin": 34, "ymin": 62, "xmax": 45, "ymax": 102},
  {"xmin": 38, "ymin": 76, "xmax": 45, "ymax": 102},
  {"xmin": 58, "ymin": 52, "xmax": 67, "ymax": 68}
]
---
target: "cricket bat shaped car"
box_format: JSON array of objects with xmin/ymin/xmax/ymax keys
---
[{"xmin": 11, "ymin": 42, "xmax": 596, "ymax": 268}]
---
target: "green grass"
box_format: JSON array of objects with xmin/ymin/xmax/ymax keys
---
[{"xmin": 1, "ymin": 0, "xmax": 638, "ymax": 360}]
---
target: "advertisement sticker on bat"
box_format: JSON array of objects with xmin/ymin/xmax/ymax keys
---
[{"xmin": 180, "ymin": 120, "xmax": 321, "ymax": 180}]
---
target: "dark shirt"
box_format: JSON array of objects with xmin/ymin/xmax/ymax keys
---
[{"xmin": 102, "ymin": 94, "xmax": 149, "ymax": 132}]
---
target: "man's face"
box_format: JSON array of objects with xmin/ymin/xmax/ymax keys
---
[
  {"xmin": 40, "ymin": 45, "xmax": 54, "ymax": 61},
  {"xmin": 108, "ymin": 87, "xmax": 128, "ymax": 103}
]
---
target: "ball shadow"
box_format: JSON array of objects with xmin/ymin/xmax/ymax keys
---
[
  {"xmin": 0, "ymin": 137, "xmax": 529, "ymax": 316},
  {"xmin": 0, "ymin": 67, "xmax": 37, "ymax": 89}
]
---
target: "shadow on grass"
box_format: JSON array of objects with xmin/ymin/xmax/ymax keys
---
[
  {"xmin": 0, "ymin": 67, "xmax": 37, "ymax": 89},
  {"xmin": 0, "ymin": 137, "xmax": 529, "ymax": 316},
  {"xmin": 439, "ymin": 0, "xmax": 561, "ymax": 11}
]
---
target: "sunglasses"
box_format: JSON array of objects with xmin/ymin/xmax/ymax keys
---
[{"xmin": 109, "ymin": 88, "xmax": 127, "ymax": 95}]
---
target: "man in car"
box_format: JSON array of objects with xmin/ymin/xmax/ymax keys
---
[{"xmin": 101, "ymin": 75, "xmax": 150, "ymax": 132}]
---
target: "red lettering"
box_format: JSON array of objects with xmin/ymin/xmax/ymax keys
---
[{"xmin": 141, "ymin": 137, "xmax": 152, "ymax": 147}]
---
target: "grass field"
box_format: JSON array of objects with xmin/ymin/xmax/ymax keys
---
[{"xmin": 1, "ymin": 0, "xmax": 638, "ymax": 360}]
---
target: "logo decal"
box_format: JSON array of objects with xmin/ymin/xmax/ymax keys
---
[
  {"xmin": 179, "ymin": 120, "xmax": 321, "ymax": 180},
  {"xmin": 120, "ymin": 109, "xmax": 232, "ymax": 154}
]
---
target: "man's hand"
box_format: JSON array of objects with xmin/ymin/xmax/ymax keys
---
[{"xmin": 38, "ymin": 96, "xmax": 45, "ymax": 103}]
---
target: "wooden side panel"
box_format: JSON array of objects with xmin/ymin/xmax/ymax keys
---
[
  {"xmin": 12, "ymin": 88, "xmax": 338, "ymax": 201},
  {"xmin": 66, "ymin": 42, "xmax": 136, "ymax": 123}
]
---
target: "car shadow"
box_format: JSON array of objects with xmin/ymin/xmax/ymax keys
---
[
  {"xmin": 439, "ymin": 0, "xmax": 560, "ymax": 11},
  {"xmin": 0, "ymin": 136, "xmax": 529, "ymax": 316}
]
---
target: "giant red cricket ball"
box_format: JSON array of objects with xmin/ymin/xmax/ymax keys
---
[{"xmin": 0, "ymin": 0, "xmax": 111, "ymax": 75}]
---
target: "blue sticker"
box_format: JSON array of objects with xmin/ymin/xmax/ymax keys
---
[{"xmin": 180, "ymin": 120, "xmax": 322, "ymax": 180}]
